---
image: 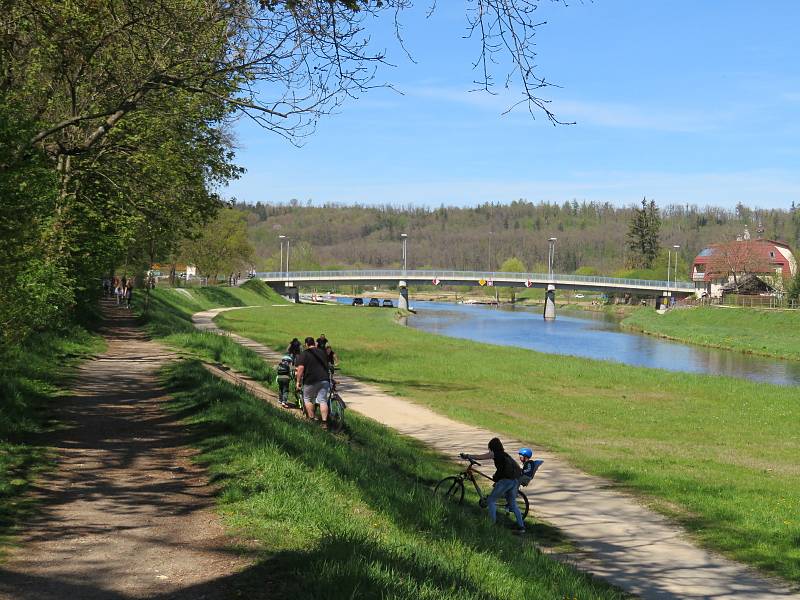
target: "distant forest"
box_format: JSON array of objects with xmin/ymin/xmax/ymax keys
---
[{"xmin": 234, "ymin": 200, "xmax": 800, "ymax": 279}]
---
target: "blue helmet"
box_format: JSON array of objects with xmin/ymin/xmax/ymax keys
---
[
  {"xmin": 281, "ymin": 355, "xmax": 293, "ymax": 362},
  {"xmin": 518, "ymin": 448, "xmax": 533, "ymax": 458}
]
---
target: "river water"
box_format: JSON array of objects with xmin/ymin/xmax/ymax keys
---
[{"xmin": 336, "ymin": 297, "xmax": 800, "ymax": 386}]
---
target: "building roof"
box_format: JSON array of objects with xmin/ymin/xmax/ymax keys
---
[{"xmin": 692, "ymin": 238, "xmax": 797, "ymax": 281}]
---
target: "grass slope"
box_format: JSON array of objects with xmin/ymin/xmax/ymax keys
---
[
  {"xmin": 622, "ymin": 306, "xmax": 800, "ymax": 360},
  {"xmin": 163, "ymin": 360, "xmax": 625, "ymax": 600},
  {"xmin": 216, "ymin": 303, "xmax": 800, "ymax": 582},
  {"xmin": 0, "ymin": 326, "xmax": 105, "ymax": 558},
  {"xmin": 139, "ymin": 280, "xmax": 285, "ymax": 382}
]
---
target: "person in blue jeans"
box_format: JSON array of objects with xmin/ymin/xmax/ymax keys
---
[{"xmin": 461, "ymin": 437, "xmax": 526, "ymax": 534}]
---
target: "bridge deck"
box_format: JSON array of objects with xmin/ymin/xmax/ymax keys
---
[{"xmin": 255, "ymin": 269, "xmax": 696, "ymax": 295}]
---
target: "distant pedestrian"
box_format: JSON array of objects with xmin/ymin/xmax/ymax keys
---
[
  {"xmin": 287, "ymin": 338, "xmax": 302, "ymax": 361},
  {"xmin": 115, "ymin": 282, "xmax": 123, "ymax": 305},
  {"xmin": 316, "ymin": 333, "xmax": 328, "ymax": 349},
  {"xmin": 325, "ymin": 345, "xmax": 336, "ymax": 376},
  {"xmin": 124, "ymin": 283, "xmax": 133, "ymax": 308}
]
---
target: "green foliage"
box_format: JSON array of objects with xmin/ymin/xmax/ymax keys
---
[
  {"xmin": 181, "ymin": 209, "xmax": 254, "ymax": 279},
  {"xmin": 626, "ymin": 197, "xmax": 661, "ymax": 269},
  {"xmin": 499, "ymin": 256, "xmax": 527, "ymax": 272},
  {"xmin": 786, "ymin": 268, "xmax": 800, "ymax": 301},
  {"xmin": 161, "ymin": 359, "xmax": 625, "ymax": 599},
  {"xmin": 573, "ymin": 266, "xmax": 598, "ymax": 276}
]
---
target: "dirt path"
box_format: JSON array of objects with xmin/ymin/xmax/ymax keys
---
[
  {"xmin": 0, "ymin": 302, "xmax": 259, "ymax": 600},
  {"xmin": 194, "ymin": 306, "xmax": 799, "ymax": 600}
]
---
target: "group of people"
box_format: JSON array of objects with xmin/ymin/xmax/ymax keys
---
[
  {"xmin": 275, "ymin": 334, "xmax": 337, "ymax": 429},
  {"xmin": 102, "ymin": 276, "xmax": 134, "ymax": 308},
  {"xmin": 460, "ymin": 438, "xmax": 538, "ymax": 535}
]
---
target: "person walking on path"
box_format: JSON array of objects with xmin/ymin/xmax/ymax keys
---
[
  {"xmin": 295, "ymin": 336, "xmax": 331, "ymax": 427},
  {"xmin": 461, "ymin": 437, "xmax": 526, "ymax": 534},
  {"xmin": 287, "ymin": 338, "xmax": 302, "ymax": 361},
  {"xmin": 124, "ymin": 282, "xmax": 133, "ymax": 309}
]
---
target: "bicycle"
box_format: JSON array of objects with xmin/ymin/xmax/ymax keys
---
[
  {"xmin": 433, "ymin": 455, "xmax": 531, "ymax": 522},
  {"xmin": 298, "ymin": 378, "xmax": 346, "ymax": 433}
]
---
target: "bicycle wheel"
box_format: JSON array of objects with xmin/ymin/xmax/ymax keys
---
[
  {"xmin": 433, "ymin": 476, "xmax": 465, "ymax": 505},
  {"xmin": 499, "ymin": 490, "xmax": 529, "ymax": 521},
  {"xmin": 328, "ymin": 394, "xmax": 346, "ymax": 433}
]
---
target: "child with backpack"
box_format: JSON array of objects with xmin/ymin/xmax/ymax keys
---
[{"xmin": 276, "ymin": 354, "xmax": 294, "ymax": 408}]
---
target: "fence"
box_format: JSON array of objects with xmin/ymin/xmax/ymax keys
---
[{"xmin": 719, "ymin": 295, "xmax": 799, "ymax": 309}]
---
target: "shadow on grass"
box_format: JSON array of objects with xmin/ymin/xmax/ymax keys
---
[
  {"xmin": 162, "ymin": 360, "xmax": 627, "ymax": 600},
  {"xmin": 0, "ymin": 326, "xmax": 103, "ymax": 559}
]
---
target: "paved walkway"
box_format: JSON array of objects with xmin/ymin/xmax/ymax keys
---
[
  {"xmin": 194, "ymin": 306, "xmax": 799, "ymax": 600},
  {"xmin": 0, "ymin": 303, "xmax": 260, "ymax": 600}
]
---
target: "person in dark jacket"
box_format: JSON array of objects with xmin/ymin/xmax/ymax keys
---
[
  {"xmin": 294, "ymin": 337, "xmax": 331, "ymax": 427},
  {"xmin": 460, "ymin": 437, "xmax": 525, "ymax": 533},
  {"xmin": 287, "ymin": 338, "xmax": 302, "ymax": 361}
]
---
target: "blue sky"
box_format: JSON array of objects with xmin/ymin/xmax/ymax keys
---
[{"xmin": 225, "ymin": 1, "xmax": 800, "ymax": 210}]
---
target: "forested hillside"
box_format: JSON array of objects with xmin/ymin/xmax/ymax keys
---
[{"xmin": 237, "ymin": 200, "xmax": 800, "ymax": 278}]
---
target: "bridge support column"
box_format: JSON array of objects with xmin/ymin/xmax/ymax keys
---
[
  {"xmin": 543, "ymin": 284, "xmax": 556, "ymax": 320},
  {"xmin": 398, "ymin": 280, "xmax": 409, "ymax": 311}
]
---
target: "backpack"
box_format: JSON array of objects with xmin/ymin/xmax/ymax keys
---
[
  {"xmin": 500, "ymin": 452, "xmax": 522, "ymax": 481},
  {"xmin": 276, "ymin": 359, "xmax": 292, "ymax": 377}
]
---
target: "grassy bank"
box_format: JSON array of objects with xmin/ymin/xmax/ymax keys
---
[
  {"xmin": 138, "ymin": 280, "xmax": 285, "ymax": 383},
  {"xmin": 162, "ymin": 359, "xmax": 625, "ymax": 599},
  {"xmin": 0, "ymin": 326, "xmax": 105, "ymax": 558},
  {"xmin": 216, "ymin": 303, "xmax": 800, "ymax": 582},
  {"xmin": 621, "ymin": 306, "xmax": 800, "ymax": 360}
]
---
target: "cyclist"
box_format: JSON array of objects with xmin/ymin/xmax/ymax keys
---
[{"xmin": 461, "ymin": 437, "xmax": 526, "ymax": 534}]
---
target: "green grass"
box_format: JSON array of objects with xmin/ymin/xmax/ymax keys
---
[
  {"xmin": 621, "ymin": 306, "xmax": 800, "ymax": 360},
  {"xmin": 0, "ymin": 326, "xmax": 105, "ymax": 558},
  {"xmin": 215, "ymin": 303, "xmax": 800, "ymax": 582},
  {"xmin": 138, "ymin": 280, "xmax": 285, "ymax": 383},
  {"xmin": 162, "ymin": 359, "xmax": 626, "ymax": 600}
]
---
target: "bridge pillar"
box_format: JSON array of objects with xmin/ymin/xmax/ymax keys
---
[
  {"xmin": 398, "ymin": 280, "xmax": 409, "ymax": 311},
  {"xmin": 543, "ymin": 284, "xmax": 556, "ymax": 320}
]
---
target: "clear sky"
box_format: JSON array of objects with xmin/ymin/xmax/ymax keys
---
[{"xmin": 224, "ymin": 1, "xmax": 800, "ymax": 210}]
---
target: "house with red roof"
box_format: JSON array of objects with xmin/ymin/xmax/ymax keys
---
[{"xmin": 691, "ymin": 232, "xmax": 797, "ymax": 298}]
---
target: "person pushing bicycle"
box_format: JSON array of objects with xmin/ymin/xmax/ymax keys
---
[{"xmin": 460, "ymin": 437, "xmax": 526, "ymax": 534}]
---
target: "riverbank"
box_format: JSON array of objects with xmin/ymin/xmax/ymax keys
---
[
  {"xmin": 216, "ymin": 303, "xmax": 800, "ymax": 583},
  {"xmin": 621, "ymin": 305, "xmax": 800, "ymax": 361}
]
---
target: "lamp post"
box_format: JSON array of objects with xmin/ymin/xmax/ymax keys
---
[
  {"xmin": 401, "ymin": 233, "xmax": 408, "ymax": 273},
  {"xmin": 672, "ymin": 245, "xmax": 680, "ymax": 290},
  {"xmin": 548, "ymin": 237, "xmax": 557, "ymax": 280},
  {"xmin": 279, "ymin": 235, "xmax": 286, "ymax": 279},
  {"xmin": 667, "ymin": 247, "xmax": 672, "ymax": 290},
  {"xmin": 285, "ymin": 237, "xmax": 291, "ymax": 279},
  {"xmin": 488, "ymin": 231, "xmax": 494, "ymax": 272}
]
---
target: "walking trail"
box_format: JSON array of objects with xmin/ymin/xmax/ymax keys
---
[
  {"xmin": 194, "ymin": 306, "xmax": 799, "ymax": 600},
  {"xmin": 0, "ymin": 302, "xmax": 264, "ymax": 600}
]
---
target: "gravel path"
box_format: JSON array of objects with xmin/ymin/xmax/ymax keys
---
[
  {"xmin": 0, "ymin": 302, "xmax": 260, "ymax": 600},
  {"xmin": 194, "ymin": 306, "xmax": 799, "ymax": 600}
]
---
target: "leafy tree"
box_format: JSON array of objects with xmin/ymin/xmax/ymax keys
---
[
  {"xmin": 499, "ymin": 257, "xmax": 528, "ymax": 273},
  {"xmin": 626, "ymin": 197, "xmax": 661, "ymax": 269},
  {"xmin": 181, "ymin": 210, "xmax": 254, "ymax": 281}
]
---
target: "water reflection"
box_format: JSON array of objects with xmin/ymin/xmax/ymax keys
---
[{"xmin": 335, "ymin": 297, "xmax": 800, "ymax": 386}]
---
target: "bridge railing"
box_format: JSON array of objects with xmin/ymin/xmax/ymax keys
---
[{"xmin": 255, "ymin": 269, "xmax": 694, "ymax": 291}]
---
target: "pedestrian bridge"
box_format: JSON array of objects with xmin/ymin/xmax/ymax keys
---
[{"xmin": 255, "ymin": 269, "xmax": 696, "ymax": 296}]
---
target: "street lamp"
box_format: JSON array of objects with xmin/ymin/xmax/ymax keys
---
[
  {"xmin": 285, "ymin": 237, "xmax": 291, "ymax": 279},
  {"xmin": 279, "ymin": 235, "xmax": 286, "ymax": 279},
  {"xmin": 548, "ymin": 237, "xmax": 557, "ymax": 280},
  {"xmin": 401, "ymin": 233, "xmax": 408, "ymax": 272},
  {"xmin": 672, "ymin": 245, "xmax": 680, "ymax": 289},
  {"xmin": 488, "ymin": 231, "xmax": 494, "ymax": 272}
]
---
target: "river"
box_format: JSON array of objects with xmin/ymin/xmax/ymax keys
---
[{"xmin": 336, "ymin": 297, "xmax": 800, "ymax": 386}]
